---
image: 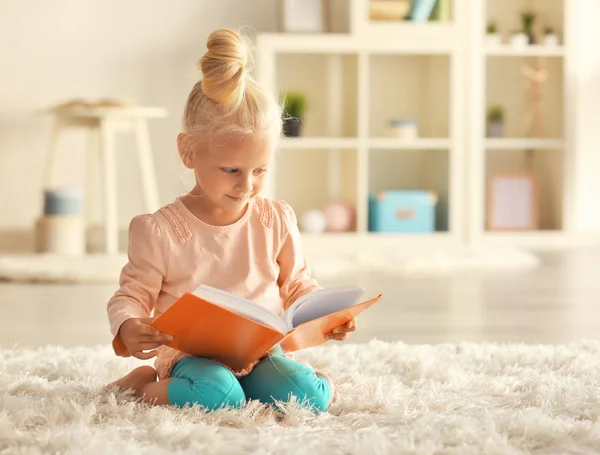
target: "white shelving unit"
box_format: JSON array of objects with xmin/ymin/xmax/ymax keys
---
[
  {"xmin": 484, "ymin": 138, "xmax": 565, "ymax": 150},
  {"xmin": 485, "ymin": 45, "xmax": 565, "ymax": 57},
  {"xmin": 255, "ymin": 0, "xmax": 575, "ymax": 256},
  {"xmin": 467, "ymin": 0, "xmax": 571, "ymax": 247},
  {"xmin": 280, "ymin": 137, "xmax": 452, "ymax": 150},
  {"xmin": 256, "ymin": 0, "xmax": 466, "ymax": 257}
]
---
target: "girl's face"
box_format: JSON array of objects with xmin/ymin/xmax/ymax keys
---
[{"xmin": 181, "ymin": 133, "xmax": 275, "ymax": 216}]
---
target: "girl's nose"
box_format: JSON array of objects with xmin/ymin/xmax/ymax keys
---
[{"xmin": 237, "ymin": 175, "xmax": 252, "ymax": 193}]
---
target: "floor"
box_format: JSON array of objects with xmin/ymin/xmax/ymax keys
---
[{"xmin": 1, "ymin": 247, "xmax": 599, "ymax": 349}]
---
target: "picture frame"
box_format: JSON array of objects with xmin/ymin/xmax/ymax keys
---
[
  {"xmin": 278, "ymin": 0, "xmax": 329, "ymax": 33},
  {"xmin": 487, "ymin": 173, "xmax": 539, "ymax": 231}
]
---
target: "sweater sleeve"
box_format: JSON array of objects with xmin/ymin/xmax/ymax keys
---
[
  {"xmin": 275, "ymin": 200, "xmax": 321, "ymax": 310},
  {"xmin": 106, "ymin": 214, "xmax": 166, "ymax": 357}
]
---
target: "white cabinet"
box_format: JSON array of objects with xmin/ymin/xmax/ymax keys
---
[{"xmin": 256, "ymin": 0, "xmax": 580, "ymax": 256}]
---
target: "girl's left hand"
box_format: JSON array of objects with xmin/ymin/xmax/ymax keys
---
[{"xmin": 325, "ymin": 319, "xmax": 357, "ymax": 341}]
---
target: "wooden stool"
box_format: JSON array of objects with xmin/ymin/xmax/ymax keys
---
[{"xmin": 43, "ymin": 102, "xmax": 168, "ymax": 254}]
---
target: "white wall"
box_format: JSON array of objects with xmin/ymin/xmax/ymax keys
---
[
  {"xmin": 0, "ymin": 0, "xmax": 277, "ymax": 229},
  {"xmin": 570, "ymin": 0, "xmax": 600, "ymax": 232}
]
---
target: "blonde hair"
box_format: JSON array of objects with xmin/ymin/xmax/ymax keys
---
[{"xmin": 183, "ymin": 29, "xmax": 282, "ymax": 146}]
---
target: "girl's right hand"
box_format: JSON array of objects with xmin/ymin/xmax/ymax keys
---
[{"xmin": 117, "ymin": 317, "xmax": 174, "ymax": 360}]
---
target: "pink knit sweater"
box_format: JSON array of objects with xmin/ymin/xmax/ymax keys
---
[{"xmin": 106, "ymin": 196, "xmax": 320, "ymax": 379}]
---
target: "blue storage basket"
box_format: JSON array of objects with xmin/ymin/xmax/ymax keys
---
[{"xmin": 369, "ymin": 190, "xmax": 437, "ymax": 233}]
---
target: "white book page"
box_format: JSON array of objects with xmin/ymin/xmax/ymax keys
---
[
  {"xmin": 282, "ymin": 286, "xmax": 364, "ymax": 329},
  {"xmin": 194, "ymin": 285, "xmax": 289, "ymax": 334}
]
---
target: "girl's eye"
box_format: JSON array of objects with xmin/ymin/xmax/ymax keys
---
[
  {"xmin": 222, "ymin": 168, "xmax": 238, "ymax": 175},
  {"xmin": 253, "ymin": 168, "xmax": 267, "ymax": 175}
]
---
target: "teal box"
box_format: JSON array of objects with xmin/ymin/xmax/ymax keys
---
[{"xmin": 369, "ymin": 191, "xmax": 437, "ymax": 233}]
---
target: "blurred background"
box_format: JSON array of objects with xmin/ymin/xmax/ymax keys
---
[{"xmin": 1, "ymin": 0, "xmax": 599, "ymax": 349}]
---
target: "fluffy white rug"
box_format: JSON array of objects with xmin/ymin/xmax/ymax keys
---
[{"xmin": 2, "ymin": 340, "xmax": 600, "ymax": 454}]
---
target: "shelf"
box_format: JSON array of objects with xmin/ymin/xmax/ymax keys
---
[
  {"xmin": 299, "ymin": 231, "xmax": 458, "ymax": 258},
  {"xmin": 255, "ymin": 0, "xmax": 573, "ymax": 250},
  {"xmin": 480, "ymin": 231, "xmax": 567, "ymax": 248},
  {"xmin": 257, "ymin": 28, "xmax": 457, "ymax": 54},
  {"xmin": 359, "ymin": 231, "xmax": 452, "ymax": 238},
  {"xmin": 275, "ymin": 148, "xmax": 359, "ymax": 230},
  {"xmin": 485, "ymin": 46, "xmax": 565, "ymax": 57},
  {"xmin": 485, "ymin": 138, "xmax": 565, "ymax": 150},
  {"xmin": 361, "ymin": 23, "xmax": 458, "ymax": 52},
  {"xmin": 258, "ymin": 34, "xmax": 356, "ymax": 53},
  {"xmin": 279, "ymin": 138, "xmax": 451, "ymax": 150},
  {"xmin": 277, "ymin": 53, "xmax": 358, "ymax": 137},
  {"xmin": 369, "ymin": 149, "xmax": 449, "ymax": 232},
  {"xmin": 486, "ymin": 57, "xmax": 563, "ymax": 138},
  {"xmin": 301, "ymin": 231, "xmax": 452, "ymax": 240},
  {"xmin": 280, "ymin": 137, "xmax": 358, "ymax": 149},
  {"xmin": 369, "ymin": 54, "xmax": 450, "ymax": 138},
  {"xmin": 485, "ymin": 149, "xmax": 564, "ymax": 231},
  {"xmin": 369, "ymin": 138, "xmax": 450, "ymax": 150}
]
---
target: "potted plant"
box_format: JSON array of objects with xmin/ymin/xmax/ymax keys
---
[
  {"xmin": 282, "ymin": 91, "xmax": 305, "ymax": 137},
  {"xmin": 487, "ymin": 105, "xmax": 505, "ymax": 138},
  {"xmin": 521, "ymin": 10, "xmax": 536, "ymax": 44},
  {"xmin": 543, "ymin": 26, "xmax": 559, "ymax": 46},
  {"xmin": 486, "ymin": 21, "xmax": 502, "ymax": 46}
]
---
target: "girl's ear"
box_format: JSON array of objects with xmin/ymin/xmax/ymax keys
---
[{"xmin": 177, "ymin": 133, "xmax": 194, "ymax": 169}]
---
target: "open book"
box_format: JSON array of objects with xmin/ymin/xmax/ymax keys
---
[{"xmin": 151, "ymin": 285, "xmax": 382, "ymax": 371}]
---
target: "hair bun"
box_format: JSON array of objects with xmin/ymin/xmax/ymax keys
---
[{"xmin": 199, "ymin": 29, "xmax": 250, "ymax": 110}]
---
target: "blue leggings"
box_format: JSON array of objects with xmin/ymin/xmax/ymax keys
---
[{"xmin": 167, "ymin": 354, "xmax": 332, "ymax": 412}]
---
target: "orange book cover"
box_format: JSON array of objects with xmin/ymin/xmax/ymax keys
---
[{"xmin": 151, "ymin": 286, "xmax": 382, "ymax": 372}]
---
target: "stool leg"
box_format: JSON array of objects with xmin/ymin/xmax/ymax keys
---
[
  {"xmin": 100, "ymin": 119, "xmax": 118, "ymax": 255},
  {"xmin": 134, "ymin": 119, "xmax": 160, "ymax": 212},
  {"xmin": 85, "ymin": 126, "xmax": 100, "ymax": 229},
  {"xmin": 42, "ymin": 118, "xmax": 63, "ymax": 190}
]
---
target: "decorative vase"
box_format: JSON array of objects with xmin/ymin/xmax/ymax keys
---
[
  {"xmin": 510, "ymin": 33, "xmax": 528, "ymax": 48},
  {"xmin": 300, "ymin": 209, "xmax": 326, "ymax": 233},
  {"xmin": 485, "ymin": 33, "xmax": 502, "ymax": 47},
  {"xmin": 526, "ymin": 29, "xmax": 536, "ymax": 45},
  {"xmin": 543, "ymin": 33, "xmax": 559, "ymax": 46},
  {"xmin": 283, "ymin": 117, "xmax": 301, "ymax": 137},
  {"xmin": 43, "ymin": 187, "xmax": 83, "ymax": 216},
  {"xmin": 389, "ymin": 119, "xmax": 418, "ymax": 139},
  {"xmin": 322, "ymin": 201, "xmax": 356, "ymax": 232},
  {"xmin": 487, "ymin": 121, "xmax": 504, "ymax": 138}
]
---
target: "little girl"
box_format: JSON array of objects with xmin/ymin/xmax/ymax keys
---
[{"xmin": 106, "ymin": 29, "xmax": 355, "ymax": 413}]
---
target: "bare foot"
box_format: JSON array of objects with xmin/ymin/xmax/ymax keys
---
[{"xmin": 105, "ymin": 366, "xmax": 158, "ymax": 397}]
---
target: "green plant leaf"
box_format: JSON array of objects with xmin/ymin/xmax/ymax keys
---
[{"xmin": 282, "ymin": 91, "xmax": 306, "ymax": 119}]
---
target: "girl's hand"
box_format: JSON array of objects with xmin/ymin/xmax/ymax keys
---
[
  {"xmin": 117, "ymin": 317, "xmax": 174, "ymax": 360},
  {"xmin": 325, "ymin": 318, "xmax": 357, "ymax": 341}
]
